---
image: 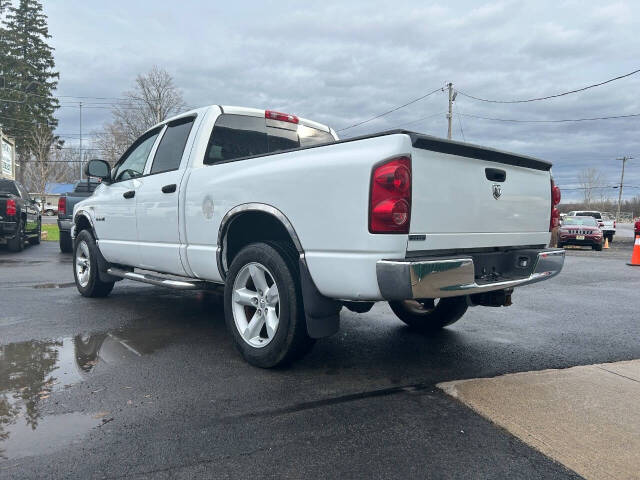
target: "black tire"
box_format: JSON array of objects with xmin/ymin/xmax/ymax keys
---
[
  {"xmin": 594, "ymin": 244, "xmax": 603, "ymax": 251},
  {"xmin": 45, "ymin": 209, "xmax": 55, "ymax": 216},
  {"xmin": 389, "ymin": 297, "xmax": 468, "ymax": 332},
  {"xmin": 557, "ymin": 242, "xmax": 563, "ymax": 248},
  {"xmin": 59, "ymin": 230, "xmax": 73, "ymax": 253},
  {"xmin": 7, "ymin": 221, "xmax": 24, "ymax": 252},
  {"xmin": 73, "ymin": 229, "xmax": 114, "ymax": 298},
  {"xmin": 224, "ymin": 242, "xmax": 314, "ymax": 368},
  {"xmin": 28, "ymin": 220, "xmax": 41, "ymax": 245}
]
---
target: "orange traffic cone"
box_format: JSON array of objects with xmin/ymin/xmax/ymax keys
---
[
  {"xmin": 628, "ymin": 235, "xmax": 640, "ymax": 266},
  {"xmin": 603, "ymin": 237, "xmax": 610, "ymax": 249}
]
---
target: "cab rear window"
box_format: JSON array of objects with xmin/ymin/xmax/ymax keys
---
[{"xmin": 204, "ymin": 114, "xmax": 334, "ymax": 164}]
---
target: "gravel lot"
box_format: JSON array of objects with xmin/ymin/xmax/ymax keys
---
[{"xmin": 1, "ymin": 240, "xmax": 638, "ymax": 479}]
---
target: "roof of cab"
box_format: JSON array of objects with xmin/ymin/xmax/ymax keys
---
[{"xmin": 157, "ymin": 105, "xmax": 333, "ymax": 134}]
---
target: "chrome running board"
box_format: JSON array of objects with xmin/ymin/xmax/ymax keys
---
[{"xmin": 106, "ymin": 268, "xmax": 214, "ymax": 290}]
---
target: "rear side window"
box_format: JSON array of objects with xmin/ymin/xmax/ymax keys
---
[
  {"xmin": 204, "ymin": 114, "xmax": 334, "ymax": 164},
  {"xmin": 205, "ymin": 115, "xmax": 268, "ymax": 163},
  {"xmin": 150, "ymin": 117, "xmax": 195, "ymax": 174}
]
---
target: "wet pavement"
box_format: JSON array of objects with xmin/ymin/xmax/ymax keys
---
[{"xmin": 1, "ymin": 241, "xmax": 638, "ymax": 478}]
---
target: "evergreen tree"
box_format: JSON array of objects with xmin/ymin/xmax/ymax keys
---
[{"xmin": 0, "ymin": 0, "xmax": 58, "ymax": 182}]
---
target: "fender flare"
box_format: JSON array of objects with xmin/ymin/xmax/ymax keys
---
[
  {"xmin": 217, "ymin": 203, "xmax": 340, "ymax": 338},
  {"xmin": 73, "ymin": 210, "xmax": 119, "ymax": 283}
]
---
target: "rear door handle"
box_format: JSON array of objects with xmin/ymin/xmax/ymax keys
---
[
  {"xmin": 161, "ymin": 184, "xmax": 177, "ymax": 194},
  {"xmin": 123, "ymin": 190, "xmax": 135, "ymax": 199}
]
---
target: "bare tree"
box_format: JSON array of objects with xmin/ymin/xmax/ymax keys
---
[
  {"xmin": 23, "ymin": 126, "xmax": 74, "ymax": 193},
  {"xmin": 578, "ymin": 168, "xmax": 605, "ymax": 207},
  {"xmin": 94, "ymin": 66, "xmax": 186, "ymax": 165}
]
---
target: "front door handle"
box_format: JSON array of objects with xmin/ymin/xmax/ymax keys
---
[
  {"xmin": 123, "ymin": 190, "xmax": 135, "ymax": 199},
  {"xmin": 161, "ymin": 184, "xmax": 177, "ymax": 194}
]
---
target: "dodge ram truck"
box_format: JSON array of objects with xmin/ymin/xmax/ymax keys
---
[
  {"xmin": 0, "ymin": 178, "xmax": 41, "ymax": 252},
  {"xmin": 72, "ymin": 105, "xmax": 565, "ymax": 367}
]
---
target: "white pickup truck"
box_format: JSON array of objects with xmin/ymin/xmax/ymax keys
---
[{"xmin": 73, "ymin": 105, "xmax": 564, "ymax": 367}]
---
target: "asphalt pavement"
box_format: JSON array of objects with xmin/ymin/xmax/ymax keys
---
[{"xmin": 1, "ymin": 239, "xmax": 639, "ymax": 479}]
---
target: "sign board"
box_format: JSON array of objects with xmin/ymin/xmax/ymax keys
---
[{"xmin": 1, "ymin": 138, "xmax": 13, "ymax": 178}]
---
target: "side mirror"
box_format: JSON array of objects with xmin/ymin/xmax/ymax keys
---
[{"xmin": 85, "ymin": 159, "xmax": 111, "ymax": 182}]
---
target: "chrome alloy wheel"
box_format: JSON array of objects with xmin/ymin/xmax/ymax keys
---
[
  {"xmin": 75, "ymin": 240, "xmax": 91, "ymax": 288},
  {"xmin": 232, "ymin": 262, "xmax": 280, "ymax": 348}
]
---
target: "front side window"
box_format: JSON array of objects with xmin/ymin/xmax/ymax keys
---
[
  {"xmin": 150, "ymin": 117, "xmax": 195, "ymax": 174},
  {"xmin": 113, "ymin": 129, "xmax": 161, "ymax": 182}
]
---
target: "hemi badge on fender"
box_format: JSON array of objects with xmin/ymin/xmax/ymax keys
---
[{"xmin": 409, "ymin": 234, "xmax": 426, "ymax": 241}]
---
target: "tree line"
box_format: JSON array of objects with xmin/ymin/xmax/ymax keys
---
[{"xmin": 1, "ymin": 1, "xmax": 186, "ymax": 192}]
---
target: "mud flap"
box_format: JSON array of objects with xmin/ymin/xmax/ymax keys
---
[{"xmin": 299, "ymin": 257, "xmax": 341, "ymax": 338}]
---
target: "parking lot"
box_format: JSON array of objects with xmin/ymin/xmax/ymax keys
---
[{"xmin": 1, "ymin": 238, "xmax": 639, "ymax": 479}]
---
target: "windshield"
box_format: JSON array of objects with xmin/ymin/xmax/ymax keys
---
[
  {"xmin": 575, "ymin": 212, "xmax": 602, "ymax": 219},
  {"xmin": 563, "ymin": 217, "xmax": 598, "ymax": 226},
  {"xmin": 0, "ymin": 179, "xmax": 19, "ymax": 196}
]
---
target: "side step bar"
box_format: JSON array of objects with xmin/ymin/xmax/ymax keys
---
[{"xmin": 106, "ymin": 268, "xmax": 216, "ymax": 290}]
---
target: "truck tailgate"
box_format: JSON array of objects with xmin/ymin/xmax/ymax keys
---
[{"xmin": 408, "ymin": 139, "xmax": 551, "ymax": 251}]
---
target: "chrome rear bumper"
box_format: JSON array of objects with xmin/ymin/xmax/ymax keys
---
[{"xmin": 376, "ymin": 248, "xmax": 564, "ymax": 300}]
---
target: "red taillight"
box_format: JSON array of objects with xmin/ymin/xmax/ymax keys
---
[
  {"xmin": 265, "ymin": 110, "xmax": 299, "ymax": 124},
  {"xmin": 614, "ymin": 221, "xmax": 616, "ymax": 229},
  {"xmin": 6, "ymin": 198, "xmax": 16, "ymax": 216},
  {"xmin": 550, "ymin": 178, "xmax": 560, "ymax": 231},
  {"xmin": 58, "ymin": 196, "xmax": 66, "ymax": 216},
  {"xmin": 369, "ymin": 156, "xmax": 411, "ymax": 234}
]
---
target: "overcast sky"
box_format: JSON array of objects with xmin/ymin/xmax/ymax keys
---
[{"xmin": 44, "ymin": 0, "xmax": 640, "ymax": 201}]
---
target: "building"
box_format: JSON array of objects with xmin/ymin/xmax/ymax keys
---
[{"xmin": 1, "ymin": 128, "xmax": 16, "ymax": 180}]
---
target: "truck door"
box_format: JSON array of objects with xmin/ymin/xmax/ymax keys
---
[
  {"xmin": 135, "ymin": 116, "xmax": 196, "ymax": 275},
  {"xmin": 93, "ymin": 128, "xmax": 161, "ymax": 266}
]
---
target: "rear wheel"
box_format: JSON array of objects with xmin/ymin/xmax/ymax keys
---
[
  {"xmin": 73, "ymin": 229, "xmax": 114, "ymax": 297},
  {"xmin": 59, "ymin": 230, "xmax": 73, "ymax": 253},
  {"xmin": 7, "ymin": 221, "xmax": 24, "ymax": 252},
  {"xmin": 389, "ymin": 297, "xmax": 468, "ymax": 332},
  {"xmin": 45, "ymin": 209, "xmax": 55, "ymax": 216},
  {"xmin": 224, "ymin": 242, "xmax": 314, "ymax": 368}
]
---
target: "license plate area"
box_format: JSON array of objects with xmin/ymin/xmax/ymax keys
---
[{"xmin": 576, "ymin": 235, "xmax": 585, "ymax": 240}]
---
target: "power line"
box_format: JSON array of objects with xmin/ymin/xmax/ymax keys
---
[
  {"xmin": 337, "ymin": 86, "xmax": 443, "ymax": 132},
  {"xmin": 387, "ymin": 111, "xmax": 446, "ymax": 130},
  {"xmin": 457, "ymin": 111, "xmax": 640, "ymax": 123},
  {"xmin": 456, "ymin": 67, "xmax": 640, "ymax": 104}
]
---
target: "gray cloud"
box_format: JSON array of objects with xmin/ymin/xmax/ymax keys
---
[{"xmin": 45, "ymin": 0, "xmax": 640, "ymax": 200}]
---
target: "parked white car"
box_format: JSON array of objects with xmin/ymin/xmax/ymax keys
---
[
  {"xmin": 566, "ymin": 210, "xmax": 615, "ymax": 242},
  {"xmin": 72, "ymin": 105, "xmax": 564, "ymax": 367}
]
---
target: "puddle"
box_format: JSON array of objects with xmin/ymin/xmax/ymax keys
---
[
  {"xmin": 32, "ymin": 282, "xmax": 75, "ymax": 289},
  {"xmin": 0, "ymin": 325, "xmax": 189, "ymax": 460},
  {"xmin": 0, "ymin": 259, "xmax": 46, "ymax": 266}
]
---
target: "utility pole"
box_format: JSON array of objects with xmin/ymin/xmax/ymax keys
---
[
  {"xmin": 616, "ymin": 156, "xmax": 632, "ymax": 222},
  {"xmin": 446, "ymin": 82, "xmax": 453, "ymax": 140},
  {"xmin": 79, "ymin": 101, "xmax": 83, "ymax": 180}
]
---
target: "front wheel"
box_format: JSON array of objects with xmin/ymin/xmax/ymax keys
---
[
  {"xmin": 224, "ymin": 242, "xmax": 314, "ymax": 368},
  {"xmin": 45, "ymin": 209, "xmax": 55, "ymax": 216},
  {"xmin": 593, "ymin": 244, "xmax": 603, "ymax": 251},
  {"xmin": 28, "ymin": 220, "xmax": 41, "ymax": 245},
  {"xmin": 73, "ymin": 230, "xmax": 114, "ymax": 297},
  {"xmin": 389, "ymin": 297, "xmax": 468, "ymax": 332}
]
